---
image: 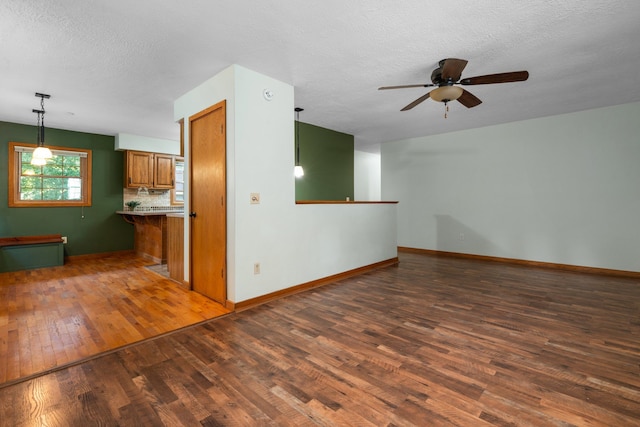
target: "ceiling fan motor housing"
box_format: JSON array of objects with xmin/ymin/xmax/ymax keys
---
[{"xmin": 431, "ymin": 67, "xmax": 444, "ymax": 85}]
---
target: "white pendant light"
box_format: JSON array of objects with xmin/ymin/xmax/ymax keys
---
[
  {"xmin": 31, "ymin": 93, "xmax": 53, "ymax": 165},
  {"xmin": 30, "ymin": 155, "xmax": 47, "ymax": 166},
  {"xmin": 294, "ymin": 107, "xmax": 304, "ymax": 178},
  {"xmin": 33, "ymin": 146, "xmax": 53, "ymax": 160}
]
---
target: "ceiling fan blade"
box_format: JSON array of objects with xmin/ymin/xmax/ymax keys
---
[
  {"xmin": 457, "ymin": 89, "xmax": 482, "ymax": 108},
  {"xmin": 460, "ymin": 71, "xmax": 529, "ymax": 85},
  {"xmin": 378, "ymin": 83, "xmax": 435, "ymax": 90},
  {"xmin": 401, "ymin": 93, "xmax": 431, "ymax": 111},
  {"xmin": 440, "ymin": 58, "xmax": 468, "ymax": 82}
]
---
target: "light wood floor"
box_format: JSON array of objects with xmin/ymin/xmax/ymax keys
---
[
  {"xmin": 1, "ymin": 251, "xmax": 639, "ymax": 426},
  {"xmin": 0, "ymin": 252, "xmax": 230, "ymax": 386}
]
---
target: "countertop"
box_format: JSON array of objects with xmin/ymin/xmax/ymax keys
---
[{"xmin": 116, "ymin": 209, "xmax": 184, "ymax": 216}]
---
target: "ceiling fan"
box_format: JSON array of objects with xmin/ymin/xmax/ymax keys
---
[{"xmin": 379, "ymin": 58, "xmax": 529, "ymax": 115}]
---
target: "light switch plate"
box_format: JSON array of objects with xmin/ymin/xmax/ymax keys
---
[{"xmin": 250, "ymin": 193, "xmax": 260, "ymax": 204}]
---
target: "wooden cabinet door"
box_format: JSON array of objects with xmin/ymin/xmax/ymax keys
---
[
  {"xmin": 153, "ymin": 154, "xmax": 175, "ymax": 189},
  {"xmin": 167, "ymin": 215, "xmax": 184, "ymax": 283},
  {"xmin": 125, "ymin": 151, "xmax": 153, "ymax": 188}
]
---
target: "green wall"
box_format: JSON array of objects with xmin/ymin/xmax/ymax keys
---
[
  {"xmin": 295, "ymin": 122, "xmax": 354, "ymax": 201},
  {"xmin": 0, "ymin": 121, "xmax": 133, "ymax": 256}
]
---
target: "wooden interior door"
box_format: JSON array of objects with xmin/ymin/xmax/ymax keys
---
[{"xmin": 189, "ymin": 100, "xmax": 226, "ymax": 304}]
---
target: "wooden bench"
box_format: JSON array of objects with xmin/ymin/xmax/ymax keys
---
[
  {"xmin": 0, "ymin": 234, "xmax": 64, "ymax": 272},
  {"xmin": 0, "ymin": 234, "xmax": 64, "ymax": 247}
]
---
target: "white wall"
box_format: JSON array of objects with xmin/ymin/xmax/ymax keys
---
[
  {"xmin": 115, "ymin": 133, "xmax": 180, "ymax": 155},
  {"xmin": 382, "ymin": 101, "xmax": 640, "ymax": 273},
  {"xmin": 354, "ymin": 150, "xmax": 381, "ymax": 201},
  {"xmin": 175, "ymin": 65, "xmax": 397, "ymax": 303}
]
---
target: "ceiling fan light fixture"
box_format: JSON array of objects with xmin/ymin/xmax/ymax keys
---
[{"xmin": 430, "ymin": 85, "xmax": 463, "ymax": 103}]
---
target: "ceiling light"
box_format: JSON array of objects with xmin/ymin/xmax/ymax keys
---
[
  {"xmin": 31, "ymin": 92, "xmax": 52, "ymax": 165},
  {"xmin": 294, "ymin": 107, "xmax": 304, "ymax": 178},
  {"xmin": 429, "ymin": 86, "xmax": 463, "ymax": 102},
  {"xmin": 429, "ymin": 86, "xmax": 463, "ymax": 118},
  {"xmin": 30, "ymin": 156, "xmax": 47, "ymax": 166}
]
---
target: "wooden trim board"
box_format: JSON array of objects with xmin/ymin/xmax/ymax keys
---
[
  {"xmin": 234, "ymin": 257, "xmax": 399, "ymax": 312},
  {"xmin": 398, "ymin": 246, "xmax": 640, "ymax": 279}
]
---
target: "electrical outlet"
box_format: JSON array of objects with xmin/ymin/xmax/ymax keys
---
[
  {"xmin": 254, "ymin": 263, "xmax": 260, "ymax": 274},
  {"xmin": 62, "ymin": 236, "xmax": 68, "ymax": 244}
]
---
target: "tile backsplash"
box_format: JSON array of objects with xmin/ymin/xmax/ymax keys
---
[{"xmin": 123, "ymin": 188, "xmax": 172, "ymax": 208}]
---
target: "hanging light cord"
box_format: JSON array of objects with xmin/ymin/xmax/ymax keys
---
[
  {"xmin": 295, "ymin": 107, "xmax": 304, "ymax": 165},
  {"xmin": 33, "ymin": 93, "xmax": 50, "ymax": 146},
  {"xmin": 32, "ymin": 108, "xmax": 43, "ymax": 147},
  {"xmin": 39, "ymin": 94, "xmax": 45, "ymax": 143},
  {"xmin": 35, "ymin": 109, "xmax": 42, "ymax": 145}
]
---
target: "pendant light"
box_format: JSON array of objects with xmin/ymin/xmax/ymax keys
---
[
  {"xmin": 31, "ymin": 92, "xmax": 52, "ymax": 165},
  {"xmin": 294, "ymin": 107, "xmax": 304, "ymax": 178}
]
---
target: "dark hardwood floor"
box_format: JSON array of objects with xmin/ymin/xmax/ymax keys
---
[{"xmin": 1, "ymin": 251, "xmax": 639, "ymax": 426}]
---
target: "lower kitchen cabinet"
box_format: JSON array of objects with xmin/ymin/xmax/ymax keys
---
[{"xmin": 167, "ymin": 214, "xmax": 185, "ymax": 285}]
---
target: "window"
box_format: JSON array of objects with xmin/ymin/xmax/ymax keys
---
[
  {"xmin": 8, "ymin": 142, "xmax": 92, "ymax": 207},
  {"xmin": 171, "ymin": 156, "xmax": 184, "ymax": 205}
]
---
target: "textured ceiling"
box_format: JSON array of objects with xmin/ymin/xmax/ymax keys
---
[{"xmin": 2, "ymin": 0, "xmax": 640, "ymax": 152}]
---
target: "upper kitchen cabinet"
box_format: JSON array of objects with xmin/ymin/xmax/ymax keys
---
[
  {"xmin": 153, "ymin": 153, "xmax": 175, "ymax": 189},
  {"xmin": 125, "ymin": 150, "xmax": 153, "ymax": 187},
  {"xmin": 125, "ymin": 150, "xmax": 175, "ymax": 189}
]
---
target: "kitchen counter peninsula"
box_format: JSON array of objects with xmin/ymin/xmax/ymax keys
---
[{"xmin": 116, "ymin": 208, "xmax": 184, "ymax": 263}]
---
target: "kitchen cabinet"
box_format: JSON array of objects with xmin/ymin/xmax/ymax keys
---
[
  {"xmin": 125, "ymin": 150, "xmax": 152, "ymax": 188},
  {"xmin": 124, "ymin": 150, "xmax": 175, "ymax": 189},
  {"xmin": 117, "ymin": 212, "xmax": 168, "ymax": 263},
  {"xmin": 116, "ymin": 209, "xmax": 184, "ymax": 265},
  {"xmin": 166, "ymin": 213, "xmax": 184, "ymax": 285},
  {"xmin": 153, "ymin": 153, "xmax": 175, "ymax": 189}
]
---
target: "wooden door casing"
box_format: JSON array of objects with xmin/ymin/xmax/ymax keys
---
[{"xmin": 189, "ymin": 100, "xmax": 227, "ymax": 304}]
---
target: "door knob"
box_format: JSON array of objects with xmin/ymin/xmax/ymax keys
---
[{"xmin": 189, "ymin": 212, "xmax": 197, "ymax": 218}]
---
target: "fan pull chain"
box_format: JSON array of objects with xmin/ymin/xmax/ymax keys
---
[{"xmin": 444, "ymin": 102, "xmax": 449, "ymax": 119}]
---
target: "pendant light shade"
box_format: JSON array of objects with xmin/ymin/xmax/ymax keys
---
[
  {"xmin": 294, "ymin": 107, "xmax": 304, "ymax": 178},
  {"xmin": 30, "ymin": 155, "xmax": 47, "ymax": 166},
  {"xmin": 33, "ymin": 146, "xmax": 53, "ymax": 159}
]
